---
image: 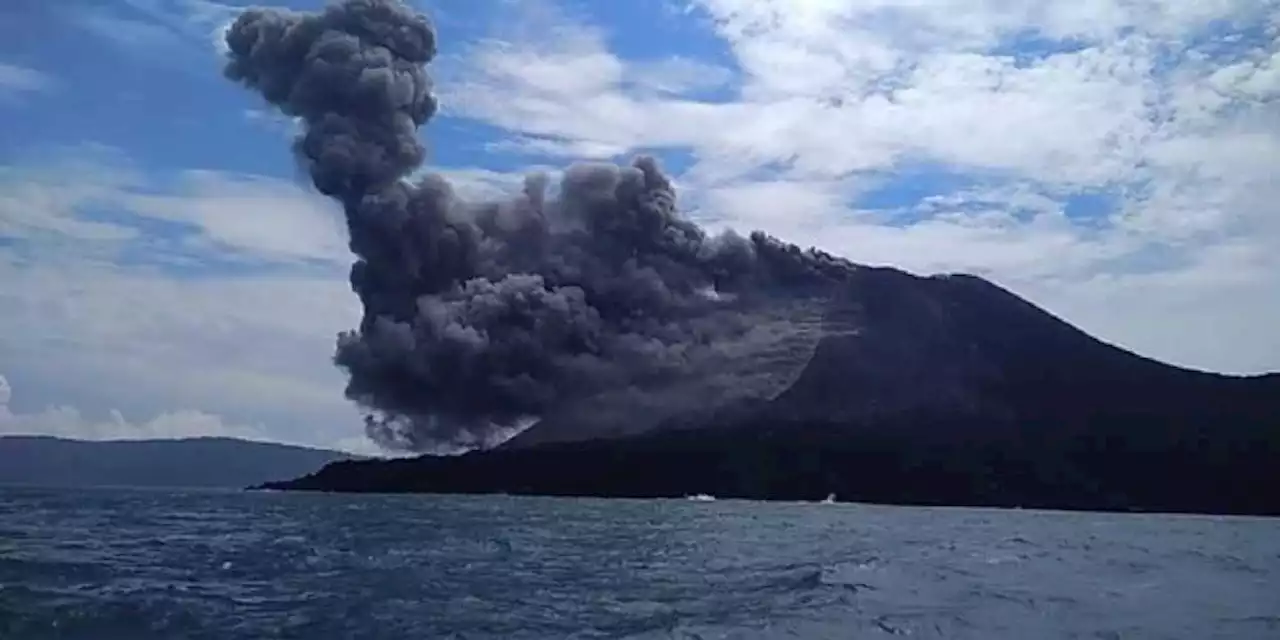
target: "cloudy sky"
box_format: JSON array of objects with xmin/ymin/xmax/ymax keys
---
[{"xmin": 1, "ymin": 0, "xmax": 1277, "ymax": 452}]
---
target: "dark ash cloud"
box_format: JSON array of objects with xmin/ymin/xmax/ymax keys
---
[{"xmin": 223, "ymin": 0, "xmax": 855, "ymax": 451}]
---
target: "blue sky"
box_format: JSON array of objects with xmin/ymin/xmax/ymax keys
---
[{"xmin": 1, "ymin": 0, "xmax": 1278, "ymax": 451}]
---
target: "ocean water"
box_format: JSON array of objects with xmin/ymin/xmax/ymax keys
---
[{"xmin": 1, "ymin": 487, "xmax": 1277, "ymax": 639}]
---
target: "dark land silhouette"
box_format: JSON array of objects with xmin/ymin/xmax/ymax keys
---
[
  {"xmin": 0, "ymin": 436, "xmax": 358, "ymax": 489},
  {"xmin": 258, "ymin": 267, "xmax": 1280, "ymax": 516}
]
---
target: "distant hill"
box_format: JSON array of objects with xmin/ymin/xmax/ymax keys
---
[
  {"xmin": 0, "ymin": 436, "xmax": 359, "ymax": 489},
  {"xmin": 260, "ymin": 267, "xmax": 1280, "ymax": 516}
]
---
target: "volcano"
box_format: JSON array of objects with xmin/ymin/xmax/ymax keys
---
[
  {"xmin": 262, "ymin": 266, "xmax": 1280, "ymax": 516},
  {"xmin": 219, "ymin": 0, "xmax": 1278, "ymax": 515}
]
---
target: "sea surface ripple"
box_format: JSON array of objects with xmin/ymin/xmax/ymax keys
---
[{"xmin": 1, "ymin": 487, "xmax": 1277, "ymax": 639}]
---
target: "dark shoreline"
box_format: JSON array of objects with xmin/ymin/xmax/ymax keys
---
[
  {"xmin": 248, "ymin": 484, "xmax": 1280, "ymax": 521},
  {"xmin": 251, "ymin": 420, "xmax": 1280, "ymax": 518}
]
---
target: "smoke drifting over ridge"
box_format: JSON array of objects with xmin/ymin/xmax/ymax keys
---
[{"xmin": 223, "ymin": 0, "xmax": 855, "ymax": 451}]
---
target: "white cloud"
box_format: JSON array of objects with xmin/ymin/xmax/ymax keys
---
[
  {"xmin": 68, "ymin": 10, "xmax": 188, "ymax": 53},
  {"xmin": 125, "ymin": 170, "xmax": 351, "ymax": 264},
  {"xmin": 420, "ymin": 165, "xmax": 567, "ymax": 201},
  {"xmin": 1, "ymin": 406, "xmax": 268, "ymax": 443},
  {"xmin": 0, "ymin": 372, "xmax": 378, "ymax": 454},
  {"xmin": 0, "ymin": 62, "xmax": 55, "ymax": 99},
  {"xmin": 0, "ymin": 147, "xmax": 372, "ymax": 449},
  {"xmin": 0, "ymin": 160, "xmax": 141, "ymax": 243},
  {"xmin": 0, "ymin": 147, "xmax": 349, "ymax": 266},
  {"xmin": 243, "ymin": 108, "xmax": 304, "ymax": 137},
  {"xmin": 0, "ymin": 251, "xmax": 364, "ymax": 446},
  {"xmin": 0, "ymin": 372, "xmax": 261, "ymax": 442},
  {"xmin": 63, "ymin": 0, "xmax": 240, "ymax": 65},
  {"xmin": 627, "ymin": 56, "xmax": 735, "ymax": 95},
  {"xmin": 438, "ymin": 0, "xmax": 1280, "ymax": 373}
]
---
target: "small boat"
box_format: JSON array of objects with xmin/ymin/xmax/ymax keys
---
[
  {"xmin": 685, "ymin": 493, "xmax": 716, "ymax": 502},
  {"xmin": 820, "ymin": 493, "xmax": 837, "ymax": 504}
]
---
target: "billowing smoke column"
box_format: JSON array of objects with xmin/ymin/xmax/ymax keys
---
[{"xmin": 223, "ymin": 0, "xmax": 854, "ymax": 451}]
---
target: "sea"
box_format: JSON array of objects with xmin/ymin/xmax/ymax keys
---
[{"xmin": 1, "ymin": 487, "xmax": 1277, "ymax": 639}]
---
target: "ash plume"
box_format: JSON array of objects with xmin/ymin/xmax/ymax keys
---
[{"xmin": 223, "ymin": 0, "xmax": 855, "ymax": 451}]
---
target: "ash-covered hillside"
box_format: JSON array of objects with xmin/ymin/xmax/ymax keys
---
[{"xmin": 506, "ymin": 265, "xmax": 1279, "ymax": 449}]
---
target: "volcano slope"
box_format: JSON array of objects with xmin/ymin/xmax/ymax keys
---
[{"xmin": 265, "ymin": 266, "xmax": 1280, "ymax": 516}]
